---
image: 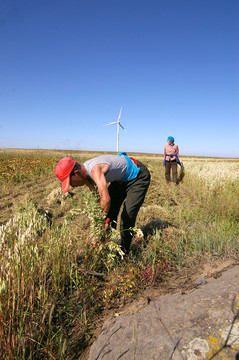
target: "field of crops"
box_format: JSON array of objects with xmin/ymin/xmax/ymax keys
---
[
  {"xmin": 0, "ymin": 149, "xmax": 238, "ymax": 359},
  {"xmin": 184, "ymin": 158, "xmax": 239, "ymax": 186}
]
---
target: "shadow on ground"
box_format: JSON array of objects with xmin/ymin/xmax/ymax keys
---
[
  {"xmin": 141, "ymin": 218, "xmax": 170, "ymax": 237},
  {"xmin": 177, "ymin": 162, "xmax": 185, "ymax": 184},
  {"xmin": 130, "ymin": 218, "xmax": 173, "ymax": 255}
]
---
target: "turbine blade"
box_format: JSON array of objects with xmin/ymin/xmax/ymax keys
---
[
  {"xmin": 118, "ymin": 106, "xmax": 122, "ymax": 122},
  {"xmin": 103, "ymin": 121, "xmax": 117, "ymax": 126},
  {"xmin": 119, "ymin": 123, "xmax": 127, "ymax": 133}
]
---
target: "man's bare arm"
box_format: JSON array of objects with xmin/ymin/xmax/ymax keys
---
[{"xmin": 90, "ymin": 164, "xmax": 111, "ymax": 214}]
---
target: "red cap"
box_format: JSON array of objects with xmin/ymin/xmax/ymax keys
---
[{"xmin": 55, "ymin": 157, "xmax": 77, "ymax": 193}]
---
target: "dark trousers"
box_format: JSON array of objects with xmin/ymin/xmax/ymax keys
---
[
  {"xmin": 107, "ymin": 161, "xmax": 150, "ymax": 253},
  {"xmin": 165, "ymin": 160, "xmax": 177, "ymax": 183}
]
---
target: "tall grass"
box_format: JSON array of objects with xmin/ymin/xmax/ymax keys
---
[
  {"xmin": 0, "ymin": 193, "xmax": 137, "ymax": 359},
  {"xmin": 178, "ymin": 169, "xmax": 239, "ymax": 257},
  {"xmin": 0, "ymin": 201, "xmax": 85, "ymax": 358}
]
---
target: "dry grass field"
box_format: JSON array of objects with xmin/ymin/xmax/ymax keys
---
[{"xmin": 0, "ymin": 149, "xmax": 238, "ymax": 359}]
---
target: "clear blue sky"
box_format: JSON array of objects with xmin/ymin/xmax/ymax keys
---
[{"xmin": 0, "ymin": 0, "xmax": 238, "ymax": 157}]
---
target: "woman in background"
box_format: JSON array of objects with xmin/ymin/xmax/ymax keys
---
[{"xmin": 163, "ymin": 136, "xmax": 180, "ymax": 184}]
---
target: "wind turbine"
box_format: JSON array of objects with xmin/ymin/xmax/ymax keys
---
[{"xmin": 103, "ymin": 106, "xmax": 127, "ymax": 152}]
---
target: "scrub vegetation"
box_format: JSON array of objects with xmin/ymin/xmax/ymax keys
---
[{"xmin": 0, "ymin": 149, "xmax": 238, "ymax": 359}]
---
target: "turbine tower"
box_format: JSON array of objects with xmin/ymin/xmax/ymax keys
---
[{"xmin": 103, "ymin": 106, "xmax": 127, "ymax": 152}]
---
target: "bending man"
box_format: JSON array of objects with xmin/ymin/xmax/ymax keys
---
[{"xmin": 55, "ymin": 153, "xmax": 151, "ymax": 254}]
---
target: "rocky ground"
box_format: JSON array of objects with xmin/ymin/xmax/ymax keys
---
[{"xmin": 87, "ymin": 263, "xmax": 239, "ymax": 360}]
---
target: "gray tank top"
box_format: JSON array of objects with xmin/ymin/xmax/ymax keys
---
[{"xmin": 83, "ymin": 155, "xmax": 127, "ymax": 182}]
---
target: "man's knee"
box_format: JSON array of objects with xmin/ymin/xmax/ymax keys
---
[{"xmin": 120, "ymin": 208, "xmax": 136, "ymax": 230}]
